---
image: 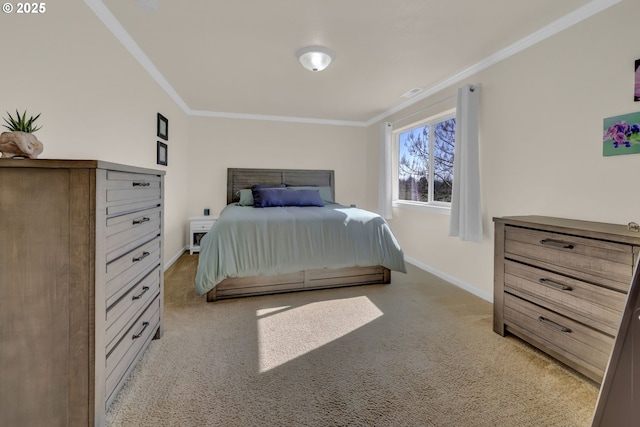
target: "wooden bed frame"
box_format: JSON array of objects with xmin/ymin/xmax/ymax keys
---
[{"xmin": 206, "ymin": 168, "xmax": 391, "ymax": 302}]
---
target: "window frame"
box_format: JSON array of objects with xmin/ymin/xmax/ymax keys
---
[{"xmin": 392, "ymin": 108, "xmax": 456, "ymax": 214}]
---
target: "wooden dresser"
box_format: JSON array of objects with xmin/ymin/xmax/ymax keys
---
[
  {"xmin": 493, "ymin": 216, "xmax": 640, "ymax": 383},
  {"xmin": 0, "ymin": 159, "xmax": 164, "ymax": 426}
]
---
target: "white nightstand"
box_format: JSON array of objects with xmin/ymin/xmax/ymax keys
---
[{"xmin": 188, "ymin": 215, "xmax": 217, "ymax": 254}]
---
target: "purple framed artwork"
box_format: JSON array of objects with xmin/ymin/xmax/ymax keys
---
[
  {"xmin": 603, "ymin": 111, "xmax": 640, "ymax": 156},
  {"xmin": 635, "ymin": 59, "xmax": 640, "ymax": 102}
]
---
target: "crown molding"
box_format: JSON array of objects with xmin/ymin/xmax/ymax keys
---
[
  {"xmin": 83, "ymin": 0, "xmax": 191, "ymax": 113},
  {"xmin": 365, "ymin": 0, "xmax": 623, "ymax": 127},
  {"xmin": 87, "ymin": 0, "xmax": 621, "ymax": 128},
  {"xmin": 189, "ymin": 109, "xmax": 367, "ymax": 127},
  {"xmin": 84, "ymin": 0, "xmax": 368, "ymax": 126}
]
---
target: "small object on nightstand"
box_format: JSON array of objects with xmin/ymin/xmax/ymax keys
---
[
  {"xmin": 350, "ymin": 204, "xmax": 356, "ymax": 208},
  {"xmin": 189, "ymin": 215, "xmax": 217, "ymax": 255}
]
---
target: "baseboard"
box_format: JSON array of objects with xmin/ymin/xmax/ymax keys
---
[
  {"xmin": 404, "ymin": 255, "xmax": 493, "ymax": 303},
  {"xmin": 164, "ymin": 246, "xmax": 188, "ymax": 272}
]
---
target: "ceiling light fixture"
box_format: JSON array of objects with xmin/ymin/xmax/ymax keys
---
[{"xmin": 296, "ymin": 46, "xmax": 335, "ymax": 72}]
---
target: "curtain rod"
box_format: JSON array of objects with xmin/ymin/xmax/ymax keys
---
[{"xmin": 391, "ymin": 84, "xmax": 477, "ymax": 126}]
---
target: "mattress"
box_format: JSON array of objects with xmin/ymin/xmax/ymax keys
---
[{"xmin": 195, "ymin": 203, "xmax": 406, "ymax": 295}]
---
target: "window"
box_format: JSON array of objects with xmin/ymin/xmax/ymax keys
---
[{"xmin": 394, "ymin": 110, "xmax": 455, "ymax": 209}]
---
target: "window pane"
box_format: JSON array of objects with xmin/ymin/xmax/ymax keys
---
[
  {"xmin": 398, "ymin": 125, "xmax": 429, "ymax": 202},
  {"xmin": 433, "ymin": 118, "xmax": 455, "ymax": 202}
]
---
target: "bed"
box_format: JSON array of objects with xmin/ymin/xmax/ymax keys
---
[{"xmin": 195, "ymin": 168, "xmax": 406, "ymax": 302}]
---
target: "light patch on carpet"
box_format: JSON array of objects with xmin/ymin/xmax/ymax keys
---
[{"xmin": 257, "ymin": 296, "xmax": 383, "ymax": 372}]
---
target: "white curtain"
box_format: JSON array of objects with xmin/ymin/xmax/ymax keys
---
[
  {"xmin": 449, "ymin": 84, "xmax": 482, "ymax": 243},
  {"xmin": 378, "ymin": 122, "xmax": 393, "ymax": 219}
]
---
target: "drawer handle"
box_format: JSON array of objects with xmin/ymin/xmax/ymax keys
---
[
  {"xmin": 132, "ymin": 182, "xmax": 150, "ymax": 187},
  {"xmin": 132, "ymin": 286, "xmax": 150, "ymax": 300},
  {"xmin": 132, "ymin": 321, "xmax": 150, "ymax": 339},
  {"xmin": 132, "ymin": 217, "xmax": 150, "ymax": 225},
  {"xmin": 538, "ymin": 316, "xmax": 571, "ymax": 333},
  {"xmin": 538, "ymin": 278, "xmax": 572, "ymax": 291},
  {"xmin": 132, "ymin": 251, "xmax": 150, "ymax": 262},
  {"xmin": 539, "ymin": 239, "xmax": 574, "ymax": 250}
]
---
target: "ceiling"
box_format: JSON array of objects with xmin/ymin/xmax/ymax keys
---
[{"xmin": 93, "ymin": 0, "xmax": 609, "ymax": 125}]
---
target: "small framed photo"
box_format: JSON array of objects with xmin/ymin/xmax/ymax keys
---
[
  {"xmin": 157, "ymin": 141, "xmax": 168, "ymax": 166},
  {"xmin": 157, "ymin": 113, "xmax": 168, "ymax": 140},
  {"xmin": 635, "ymin": 59, "xmax": 640, "ymax": 102}
]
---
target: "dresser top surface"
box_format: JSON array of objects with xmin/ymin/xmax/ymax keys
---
[
  {"xmin": 494, "ymin": 215, "xmax": 640, "ymax": 244},
  {"xmin": 0, "ymin": 158, "xmax": 165, "ymax": 175}
]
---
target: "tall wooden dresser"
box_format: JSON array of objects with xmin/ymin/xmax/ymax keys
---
[
  {"xmin": 0, "ymin": 159, "xmax": 165, "ymax": 426},
  {"xmin": 493, "ymin": 216, "xmax": 640, "ymax": 383}
]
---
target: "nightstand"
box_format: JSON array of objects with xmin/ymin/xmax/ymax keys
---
[{"xmin": 188, "ymin": 215, "xmax": 217, "ymax": 254}]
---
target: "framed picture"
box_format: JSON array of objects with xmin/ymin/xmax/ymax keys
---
[
  {"xmin": 157, "ymin": 141, "xmax": 168, "ymax": 166},
  {"xmin": 635, "ymin": 59, "xmax": 640, "ymax": 102},
  {"xmin": 603, "ymin": 111, "xmax": 640, "ymax": 156},
  {"xmin": 157, "ymin": 113, "xmax": 168, "ymax": 140}
]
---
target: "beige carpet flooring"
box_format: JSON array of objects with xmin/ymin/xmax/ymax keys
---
[{"xmin": 106, "ymin": 254, "xmax": 599, "ymax": 426}]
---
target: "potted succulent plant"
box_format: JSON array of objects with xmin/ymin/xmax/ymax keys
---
[{"xmin": 0, "ymin": 110, "xmax": 44, "ymax": 158}]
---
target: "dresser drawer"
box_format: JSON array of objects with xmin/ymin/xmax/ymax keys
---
[
  {"xmin": 504, "ymin": 293, "xmax": 613, "ymax": 379},
  {"xmin": 105, "ymin": 206, "xmax": 162, "ymax": 263},
  {"xmin": 191, "ymin": 220, "xmax": 213, "ymax": 232},
  {"xmin": 106, "ymin": 266, "xmax": 161, "ymax": 354},
  {"xmin": 105, "ymin": 171, "xmax": 162, "ymax": 216},
  {"xmin": 504, "ymin": 260, "xmax": 626, "ymax": 336},
  {"xmin": 106, "ymin": 297, "xmax": 160, "ymax": 402},
  {"xmin": 505, "ymin": 226, "xmax": 633, "ymax": 290},
  {"xmin": 106, "ymin": 237, "xmax": 161, "ymax": 303}
]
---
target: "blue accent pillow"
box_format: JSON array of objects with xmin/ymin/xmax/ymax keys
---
[
  {"xmin": 236, "ymin": 184, "xmax": 286, "ymax": 206},
  {"xmin": 286, "ymin": 185, "xmax": 334, "ymax": 203},
  {"xmin": 252, "ymin": 188, "xmax": 324, "ymax": 208},
  {"xmin": 251, "ymin": 183, "xmax": 286, "ymax": 190}
]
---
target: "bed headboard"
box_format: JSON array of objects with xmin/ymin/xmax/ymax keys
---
[{"xmin": 227, "ymin": 168, "xmax": 335, "ymax": 205}]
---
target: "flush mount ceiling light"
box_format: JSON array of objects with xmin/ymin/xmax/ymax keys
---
[{"xmin": 296, "ymin": 46, "xmax": 335, "ymax": 72}]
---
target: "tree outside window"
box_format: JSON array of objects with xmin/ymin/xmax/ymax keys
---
[{"xmin": 397, "ymin": 114, "xmax": 455, "ymax": 205}]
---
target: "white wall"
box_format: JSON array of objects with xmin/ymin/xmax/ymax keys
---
[
  {"xmin": 0, "ymin": 1, "xmax": 190, "ymax": 265},
  {"xmin": 369, "ymin": 0, "xmax": 640, "ymax": 301},
  {"xmin": 5, "ymin": 0, "xmax": 637, "ymax": 299},
  {"xmin": 186, "ymin": 116, "xmax": 369, "ymax": 216},
  {"xmin": 0, "ymin": 1, "xmax": 376, "ymax": 267}
]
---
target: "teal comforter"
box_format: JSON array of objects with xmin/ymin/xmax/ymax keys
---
[{"xmin": 195, "ymin": 204, "xmax": 406, "ymax": 295}]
